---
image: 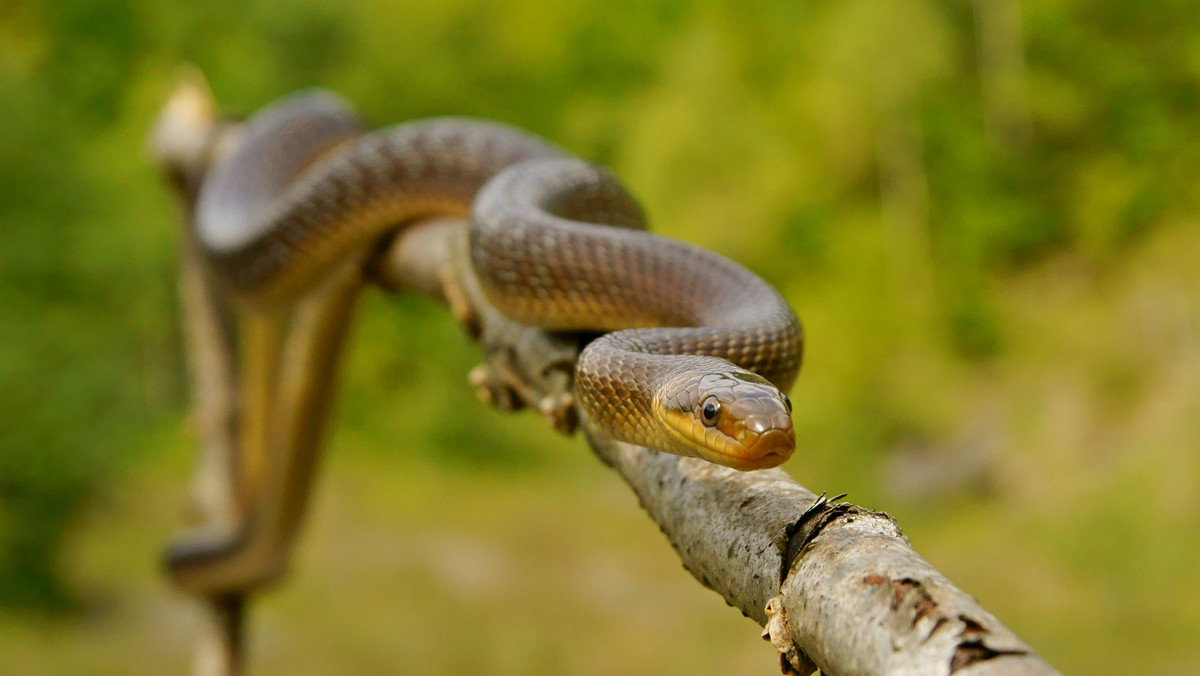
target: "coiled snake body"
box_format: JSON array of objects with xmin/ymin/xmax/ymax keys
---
[{"xmin": 197, "ymin": 90, "xmax": 803, "ymax": 470}]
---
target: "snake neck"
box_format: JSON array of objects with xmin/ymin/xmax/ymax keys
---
[{"xmin": 575, "ymin": 339, "xmax": 665, "ymax": 452}]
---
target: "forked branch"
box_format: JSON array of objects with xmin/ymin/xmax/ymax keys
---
[{"xmin": 153, "ymin": 68, "xmax": 1060, "ymax": 676}]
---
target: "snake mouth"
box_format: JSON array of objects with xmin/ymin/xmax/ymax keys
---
[
  {"xmin": 731, "ymin": 428, "xmax": 795, "ymax": 471},
  {"xmin": 657, "ymin": 401, "xmax": 796, "ymax": 471}
]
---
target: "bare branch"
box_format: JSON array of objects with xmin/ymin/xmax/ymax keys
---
[
  {"xmin": 374, "ymin": 219, "xmax": 1062, "ymax": 676},
  {"xmin": 151, "ymin": 68, "xmax": 246, "ymax": 676},
  {"xmin": 155, "ymin": 70, "xmax": 1063, "ymax": 676}
]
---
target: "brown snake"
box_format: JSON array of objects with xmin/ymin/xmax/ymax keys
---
[{"xmin": 196, "ymin": 89, "xmax": 804, "ymax": 471}]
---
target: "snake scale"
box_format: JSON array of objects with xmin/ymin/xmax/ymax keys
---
[{"xmin": 197, "ymin": 90, "xmax": 803, "ymax": 470}]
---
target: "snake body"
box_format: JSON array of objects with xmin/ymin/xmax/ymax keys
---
[{"xmin": 197, "ymin": 90, "xmax": 803, "ymax": 470}]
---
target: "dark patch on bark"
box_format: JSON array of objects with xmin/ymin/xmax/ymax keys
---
[
  {"xmin": 780, "ymin": 492, "xmax": 848, "ymax": 584},
  {"xmin": 950, "ymin": 640, "xmax": 1027, "ymax": 672}
]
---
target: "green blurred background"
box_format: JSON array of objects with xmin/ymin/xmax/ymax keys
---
[{"xmin": 2, "ymin": 0, "xmax": 1199, "ymax": 673}]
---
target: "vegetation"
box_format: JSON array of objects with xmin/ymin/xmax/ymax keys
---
[{"xmin": 2, "ymin": 0, "xmax": 1199, "ymax": 672}]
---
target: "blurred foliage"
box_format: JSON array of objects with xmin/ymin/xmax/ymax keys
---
[{"xmin": 2, "ymin": 0, "xmax": 1200, "ymax": 672}]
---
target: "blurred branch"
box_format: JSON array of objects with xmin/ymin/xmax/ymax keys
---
[
  {"xmin": 150, "ymin": 68, "xmax": 246, "ymax": 676},
  {"xmin": 154, "ymin": 68, "xmax": 1061, "ymax": 676}
]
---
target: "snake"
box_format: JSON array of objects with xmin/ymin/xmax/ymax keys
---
[{"xmin": 195, "ymin": 89, "xmax": 804, "ymax": 471}]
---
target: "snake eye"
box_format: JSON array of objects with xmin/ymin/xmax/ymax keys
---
[
  {"xmin": 700, "ymin": 396, "xmax": 721, "ymax": 427},
  {"xmin": 782, "ymin": 394, "xmax": 792, "ymax": 413}
]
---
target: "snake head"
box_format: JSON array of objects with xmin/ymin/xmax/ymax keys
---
[{"xmin": 658, "ymin": 368, "xmax": 795, "ymax": 470}]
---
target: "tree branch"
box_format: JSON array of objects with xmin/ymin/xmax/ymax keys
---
[
  {"xmin": 377, "ymin": 221, "xmax": 1062, "ymax": 676},
  {"xmin": 149, "ymin": 68, "xmax": 247, "ymax": 676},
  {"xmin": 154, "ymin": 68, "xmax": 1062, "ymax": 676}
]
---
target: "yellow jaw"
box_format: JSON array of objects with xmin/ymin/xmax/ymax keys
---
[{"xmin": 659, "ymin": 406, "xmax": 794, "ymax": 471}]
